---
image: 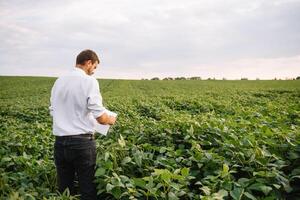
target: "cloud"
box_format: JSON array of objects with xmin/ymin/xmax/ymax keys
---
[{"xmin": 0, "ymin": 0, "xmax": 299, "ymax": 79}]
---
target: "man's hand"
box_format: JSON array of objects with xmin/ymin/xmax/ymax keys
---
[
  {"xmin": 96, "ymin": 112, "xmax": 117, "ymax": 125},
  {"xmin": 109, "ymin": 115, "xmax": 117, "ymax": 125}
]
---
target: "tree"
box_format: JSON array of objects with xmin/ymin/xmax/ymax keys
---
[
  {"xmin": 163, "ymin": 77, "xmax": 173, "ymax": 80},
  {"xmin": 151, "ymin": 77, "xmax": 159, "ymax": 80},
  {"xmin": 175, "ymin": 77, "xmax": 186, "ymax": 80},
  {"xmin": 190, "ymin": 76, "xmax": 201, "ymax": 80},
  {"xmin": 296, "ymin": 76, "xmax": 300, "ymax": 80}
]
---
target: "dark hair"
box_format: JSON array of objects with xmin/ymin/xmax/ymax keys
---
[{"xmin": 76, "ymin": 49, "xmax": 100, "ymax": 65}]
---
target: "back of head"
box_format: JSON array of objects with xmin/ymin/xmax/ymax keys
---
[{"xmin": 76, "ymin": 49, "xmax": 100, "ymax": 65}]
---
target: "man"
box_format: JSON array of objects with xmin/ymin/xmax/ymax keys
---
[{"xmin": 49, "ymin": 49, "xmax": 116, "ymax": 200}]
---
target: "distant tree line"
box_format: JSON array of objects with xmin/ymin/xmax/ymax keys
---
[
  {"xmin": 146, "ymin": 76, "xmax": 203, "ymax": 81},
  {"xmin": 146, "ymin": 77, "xmax": 222, "ymax": 80},
  {"xmin": 141, "ymin": 76, "xmax": 300, "ymax": 80}
]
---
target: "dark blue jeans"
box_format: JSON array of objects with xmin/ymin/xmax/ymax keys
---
[{"xmin": 54, "ymin": 135, "xmax": 97, "ymax": 200}]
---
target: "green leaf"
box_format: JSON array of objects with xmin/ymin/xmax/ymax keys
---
[
  {"xmin": 283, "ymin": 182, "xmax": 293, "ymax": 193},
  {"xmin": 111, "ymin": 187, "xmax": 122, "ymax": 199},
  {"xmin": 181, "ymin": 167, "xmax": 189, "ymax": 177},
  {"xmin": 230, "ymin": 187, "xmax": 244, "ymax": 200},
  {"xmin": 168, "ymin": 191, "xmax": 179, "ymax": 200},
  {"xmin": 159, "ymin": 147, "xmax": 167, "ymax": 153},
  {"xmin": 221, "ymin": 163, "xmax": 229, "ymax": 177},
  {"xmin": 212, "ymin": 189, "xmax": 228, "ymax": 200},
  {"xmin": 120, "ymin": 175, "xmax": 130, "ymax": 183},
  {"xmin": 118, "ymin": 134, "xmax": 126, "ymax": 147},
  {"xmin": 161, "ymin": 171, "xmax": 171, "ymax": 183},
  {"xmin": 244, "ymin": 192, "xmax": 257, "ymax": 200},
  {"xmin": 291, "ymin": 175, "xmax": 300, "ymax": 180},
  {"xmin": 273, "ymin": 184, "xmax": 281, "ymax": 189},
  {"xmin": 121, "ymin": 156, "xmax": 132, "ymax": 165},
  {"xmin": 187, "ymin": 125, "xmax": 194, "ymax": 136},
  {"xmin": 133, "ymin": 178, "xmax": 146, "ymax": 189},
  {"xmin": 153, "ymin": 169, "xmax": 165, "ymax": 176},
  {"xmin": 278, "ymin": 174, "xmax": 293, "ymax": 193},
  {"xmin": 106, "ymin": 183, "xmax": 114, "ymax": 192},
  {"xmin": 133, "ymin": 150, "xmax": 142, "ymax": 167},
  {"xmin": 248, "ymin": 183, "xmax": 272, "ymax": 195},
  {"xmin": 1, "ymin": 157, "xmax": 12, "ymax": 162},
  {"xmin": 170, "ymin": 182, "xmax": 181, "ymax": 191},
  {"xmin": 104, "ymin": 152, "xmax": 110, "ymax": 162},
  {"xmin": 237, "ymin": 178, "xmax": 250, "ymax": 187},
  {"xmin": 144, "ymin": 176, "xmax": 154, "ymax": 189},
  {"xmin": 200, "ymin": 186, "xmax": 211, "ymax": 195},
  {"xmin": 104, "ymin": 161, "xmax": 113, "ymax": 169},
  {"xmin": 291, "ymin": 168, "xmax": 300, "ymax": 176},
  {"xmin": 95, "ymin": 168, "xmax": 106, "ymax": 177},
  {"xmin": 174, "ymin": 169, "xmax": 181, "ymax": 174}
]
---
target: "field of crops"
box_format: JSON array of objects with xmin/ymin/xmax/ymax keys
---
[{"xmin": 0, "ymin": 76, "xmax": 299, "ymax": 199}]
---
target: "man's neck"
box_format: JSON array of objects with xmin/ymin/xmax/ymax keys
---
[{"xmin": 76, "ymin": 65, "xmax": 88, "ymax": 75}]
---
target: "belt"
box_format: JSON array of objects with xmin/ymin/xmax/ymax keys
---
[{"xmin": 55, "ymin": 133, "xmax": 94, "ymax": 140}]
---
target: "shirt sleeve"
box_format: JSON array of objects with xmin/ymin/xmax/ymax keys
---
[
  {"xmin": 49, "ymin": 105, "xmax": 53, "ymax": 117},
  {"xmin": 87, "ymin": 78, "xmax": 106, "ymax": 118},
  {"xmin": 49, "ymin": 81, "xmax": 56, "ymax": 117}
]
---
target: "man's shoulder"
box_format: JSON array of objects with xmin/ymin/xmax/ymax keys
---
[
  {"xmin": 89, "ymin": 76, "xmax": 98, "ymax": 82},
  {"xmin": 79, "ymin": 74, "xmax": 98, "ymax": 84},
  {"xmin": 70, "ymin": 73, "xmax": 99, "ymax": 88},
  {"xmin": 57, "ymin": 70, "xmax": 93, "ymax": 80},
  {"xmin": 54, "ymin": 70, "xmax": 98, "ymax": 87}
]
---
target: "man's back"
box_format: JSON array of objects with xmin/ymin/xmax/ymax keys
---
[{"xmin": 50, "ymin": 67, "xmax": 105, "ymax": 136}]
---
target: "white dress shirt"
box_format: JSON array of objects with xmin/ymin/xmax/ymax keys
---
[{"xmin": 49, "ymin": 67, "xmax": 106, "ymax": 136}]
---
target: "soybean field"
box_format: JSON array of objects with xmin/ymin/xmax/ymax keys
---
[{"xmin": 0, "ymin": 76, "xmax": 299, "ymax": 200}]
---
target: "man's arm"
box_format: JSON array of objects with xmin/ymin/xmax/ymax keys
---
[{"xmin": 87, "ymin": 78, "xmax": 117, "ymax": 125}]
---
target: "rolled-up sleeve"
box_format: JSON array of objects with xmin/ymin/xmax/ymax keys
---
[
  {"xmin": 49, "ymin": 105, "xmax": 53, "ymax": 117},
  {"xmin": 49, "ymin": 81, "xmax": 56, "ymax": 117},
  {"xmin": 87, "ymin": 78, "xmax": 106, "ymax": 118}
]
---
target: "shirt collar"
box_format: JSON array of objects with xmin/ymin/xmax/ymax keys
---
[{"xmin": 74, "ymin": 67, "xmax": 87, "ymax": 76}]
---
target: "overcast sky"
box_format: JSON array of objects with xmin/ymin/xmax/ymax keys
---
[{"xmin": 0, "ymin": 0, "xmax": 300, "ymax": 79}]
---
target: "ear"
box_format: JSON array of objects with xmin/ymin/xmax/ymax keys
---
[{"xmin": 86, "ymin": 60, "xmax": 92, "ymax": 66}]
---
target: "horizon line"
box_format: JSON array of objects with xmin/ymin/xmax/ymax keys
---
[{"xmin": 0, "ymin": 74, "xmax": 299, "ymax": 81}]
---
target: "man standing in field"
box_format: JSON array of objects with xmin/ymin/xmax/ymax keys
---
[{"xmin": 49, "ymin": 49, "xmax": 116, "ymax": 200}]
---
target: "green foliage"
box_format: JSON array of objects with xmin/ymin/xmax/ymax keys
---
[{"xmin": 0, "ymin": 77, "xmax": 300, "ymax": 199}]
